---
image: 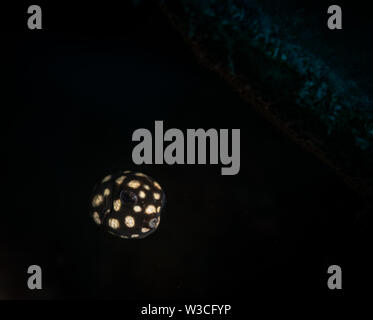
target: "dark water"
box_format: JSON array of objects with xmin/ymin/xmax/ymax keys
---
[{"xmin": 0, "ymin": 2, "xmax": 368, "ymax": 300}]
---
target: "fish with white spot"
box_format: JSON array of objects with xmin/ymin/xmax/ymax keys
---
[{"xmin": 90, "ymin": 171, "xmax": 165, "ymax": 239}]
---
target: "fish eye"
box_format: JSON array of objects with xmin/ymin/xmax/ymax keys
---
[
  {"xmin": 149, "ymin": 218, "xmax": 158, "ymax": 228},
  {"xmin": 120, "ymin": 189, "xmax": 138, "ymax": 206}
]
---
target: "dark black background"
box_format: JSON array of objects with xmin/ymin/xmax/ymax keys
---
[{"xmin": 0, "ymin": 1, "xmax": 371, "ymax": 303}]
